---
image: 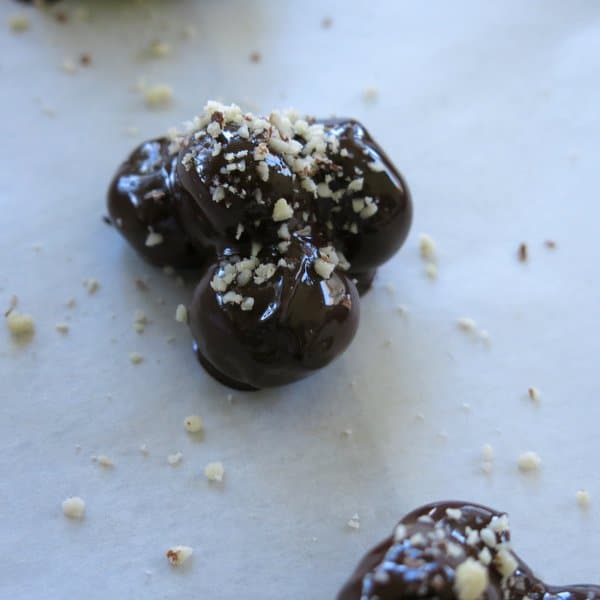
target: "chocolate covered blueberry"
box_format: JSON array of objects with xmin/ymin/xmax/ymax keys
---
[
  {"xmin": 107, "ymin": 101, "xmax": 412, "ymax": 388},
  {"xmin": 338, "ymin": 501, "xmax": 600, "ymax": 600},
  {"xmin": 188, "ymin": 234, "xmax": 359, "ymax": 390},
  {"xmin": 107, "ymin": 138, "xmax": 208, "ymax": 269}
]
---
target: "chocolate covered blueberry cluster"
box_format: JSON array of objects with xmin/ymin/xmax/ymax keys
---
[
  {"xmin": 108, "ymin": 101, "xmax": 412, "ymax": 389},
  {"xmin": 338, "ymin": 501, "xmax": 600, "ymax": 599}
]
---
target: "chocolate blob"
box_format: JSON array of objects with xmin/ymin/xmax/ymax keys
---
[
  {"xmin": 107, "ymin": 102, "xmax": 412, "ymax": 389},
  {"xmin": 338, "ymin": 501, "xmax": 600, "ymax": 600},
  {"xmin": 188, "ymin": 236, "xmax": 360, "ymax": 390}
]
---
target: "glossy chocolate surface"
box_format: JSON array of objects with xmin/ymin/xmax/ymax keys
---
[
  {"xmin": 189, "ymin": 235, "xmax": 359, "ymax": 390},
  {"xmin": 107, "ymin": 138, "xmax": 206, "ymax": 269},
  {"xmin": 107, "ymin": 103, "xmax": 412, "ymax": 388},
  {"xmin": 338, "ymin": 501, "xmax": 600, "ymax": 600}
]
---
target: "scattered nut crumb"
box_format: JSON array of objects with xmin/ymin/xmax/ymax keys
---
[
  {"xmin": 249, "ymin": 51, "xmax": 261, "ymax": 63},
  {"xmin": 175, "ymin": 304, "xmax": 188, "ymax": 323},
  {"xmin": 457, "ymin": 317, "xmax": 476, "ymax": 332},
  {"xmin": 518, "ymin": 242, "xmax": 528, "ymax": 262},
  {"xmin": 84, "ymin": 279, "xmax": 100, "ymax": 294},
  {"xmin": 62, "ymin": 58, "xmax": 77, "ymax": 74},
  {"xmin": 321, "ymin": 16, "xmax": 333, "ymax": 28},
  {"xmin": 129, "ymin": 352, "xmax": 144, "ymax": 364},
  {"xmin": 140, "ymin": 444, "xmax": 149, "ymax": 456},
  {"xmin": 145, "ymin": 231, "xmax": 164, "ymax": 247},
  {"xmin": 576, "ymin": 489, "xmax": 591, "ymax": 508},
  {"xmin": 167, "ymin": 452, "xmax": 183, "ymax": 466},
  {"xmin": 144, "ymin": 85, "xmax": 173, "ymax": 109},
  {"xmin": 79, "ymin": 53, "xmax": 91, "ymax": 66},
  {"xmin": 341, "ymin": 429, "xmax": 353, "ymax": 437},
  {"xmin": 62, "ymin": 496, "xmax": 85, "ymax": 519},
  {"xmin": 419, "ymin": 233, "xmax": 436, "ymax": 261},
  {"xmin": 517, "ymin": 451, "xmax": 541, "ymax": 472},
  {"xmin": 347, "ymin": 513, "xmax": 360, "ymax": 530},
  {"xmin": 424, "ymin": 262, "xmax": 438, "ymax": 279},
  {"xmin": 9, "ymin": 15, "xmax": 30, "ymax": 33},
  {"xmin": 544, "ymin": 240, "xmax": 557, "ymax": 249},
  {"xmin": 482, "ymin": 443, "xmax": 494, "ymax": 462},
  {"xmin": 133, "ymin": 310, "xmax": 148, "ymax": 333},
  {"xmin": 527, "ymin": 386, "xmax": 541, "ymax": 402},
  {"xmin": 454, "ymin": 557, "xmax": 488, "ymax": 600},
  {"xmin": 97, "ymin": 455, "xmax": 114, "ymax": 468},
  {"xmin": 148, "ymin": 40, "xmax": 170, "ymax": 58},
  {"xmin": 66, "ymin": 298, "xmax": 76, "ymax": 309},
  {"xmin": 166, "ymin": 545, "xmax": 193, "ymax": 566},
  {"xmin": 6, "ymin": 310, "xmax": 35, "ymax": 337},
  {"xmin": 55, "ymin": 322, "xmax": 69, "ymax": 334},
  {"xmin": 362, "ymin": 87, "xmax": 379, "ymax": 104},
  {"xmin": 461, "ymin": 403, "xmax": 471, "ymax": 412},
  {"xmin": 184, "ymin": 415, "xmax": 203, "ymax": 433},
  {"xmin": 204, "ymin": 461, "xmax": 224, "ymax": 482},
  {"xmin": 124, "ymin": 126, "xmax": 140, "ymax": 137}
]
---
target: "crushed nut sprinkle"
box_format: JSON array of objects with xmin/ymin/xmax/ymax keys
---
[
  {"xmin": 62, "ymin": 496, "xmax": 85, "ymax": 519},
  {"xmin": 518, "ymin": 242, "xmax": 528, "ymax": 262},
  {"xmin": 517, "ymin": 451, "xmax": 541, "ymax": 472},
  {"xmin": 166, "ymin": 545, "xmax": 193, "ymax": 566},
  {"xmin": 204, "ymin": 461, "xmax": 225, "ymax": 482},
  {"xmin": 5, "ymin": 310, "xmax": 35, "ymax": 337},
  {"xmin": 576, "ymin": 490, "xmax": 591, "ymax": 508},
  {"xmin": 184, "ymin": 415, "xmax": 203, "ymax": 433},
  {"xmin": 175, "ymin": 304, "xmax": 188, "ymax": 323}
]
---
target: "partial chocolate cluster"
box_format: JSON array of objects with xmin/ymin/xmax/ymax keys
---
[
  {"xmin": 108, "ymin": 101, "xmax": 412, "ymax": 389},
  {"xmin": 338, "ymin": 501, "xmax": 600, "ymax": 599}
]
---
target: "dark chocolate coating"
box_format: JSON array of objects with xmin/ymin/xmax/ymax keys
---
[
  {"xmin": 176, "ymin": 130, "xmax": 303, "ymax": 251},
  {"xmin": 189, "ymin": 235, "xmax": 360, "ymax": 389},
  {"xmin": 107, "ymin": 138, "xmax": 208, "ymax": 269},
  {"xmin": 338, "ymin": 501, "xmax": 600, "ymax": 600},
  {"xmin": 317, "ymin": 119, "xmax": 412, "ymax": 278},
  {"xmin": 107, "ymin": 108, "xmax": 412, "ymax": 389}
]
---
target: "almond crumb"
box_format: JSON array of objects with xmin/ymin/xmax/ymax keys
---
[
  {"xmin": 518, "ymin": 242, "xmax": 528, "ymax": 262},
  {"xmin": 184, "ymin": 415, "xmax": 203, "ymax": 433},
  {"xmin": 454, "ymin": 557, "xmax": 488, "ymax": 600},
  {"xmin": 175, "ymin": 304, "xmax": 188, "ymax": 323},
  {"xmin": 84, "ymin": 279, "xmax": 100, "ymax": 294},
  {"xmin": 97, "ymin": 455, "xmax": 114, "ymax": 468},
  {"xmin": 55, "ymin": 322, "xmax": 69, "ymax": 334},
  {"xmin": 204, "ymin": 461, "xmax": 224, "ymax": 482},
  {"xmin": 419, "ymin": 233, "xmax": 436, "ymax": 261},
  {"xmin": 347, "ymin": 514, "xmax": 360, "ymax": 530},
  {"xmin": 576, "ymin": 489, "xmax": 591, "ymax": 508},
  {"xmin": 9, "ymin": 15, "xmax": 30, "ymax": 32},
  {"xmin": 518, "ymin": 451, "xmax": 541, "ymax": 472},
  {"xmin": 527, "ymin": 386, "xmax": 541, "ymax": 402},
  {"xmin": 62, "ymin": 496, "xmax": 85, "ymax": 519},
  {"xmin": 144, "ymin": 85, "xmax": 173, "ymax": 109},
  {"xmin": 167, "ymin": 452, "xmax": 183, "ymax": 466},
  {"xmin": 129, "ymin": 352, "xmax": 144, "ymax": 365},
  {"xmin": 5, "ymin": 310, "xmax": 35, "ymax": 337},
  {"xmin": 166, "ymin": 545, "xmax": 193, "ymax": 566}
]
